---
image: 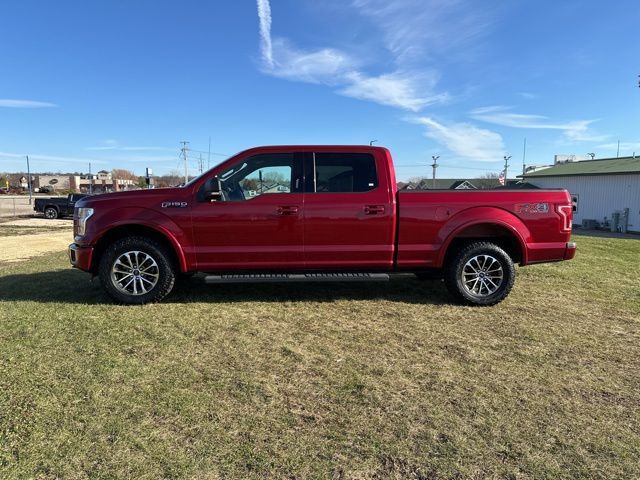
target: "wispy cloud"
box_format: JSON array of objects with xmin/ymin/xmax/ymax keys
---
[
  {"xmin": 518, "ymin": 92, "xmax": 537, "ymax": 100},
  {"xmin": 470, "ymin": 106, "xmax": 607, "ymax": 142},
  {"xmin": 0, "ymin": 99, "xmax": 57, "ymax": 108},
  {"xmin": 263, "ymin": 39, "xmax": 354, "ymax": 85},
  {"xmin": 0, "ymin": 151, "xmax": 107, "ymax": 165},
  {"xmin": 255, "ymin": 0, "xmax": 448, "ymax": 111},
  {"xmin": 411, "ymin": 117, "xmax": 505, "ymax": 162},
  {"xmin": 352, "ymin": 0, "xmax": 498, "ymax": 63},
  {"xmin": 86, "ymin": 140, "xmax": 174, "ymax": 152},
  {"xmin": 595, "ymin": 141, "xmax": 640, "ymax": 155},
  {"xmin": 339, "ymin": 71, "xmax": 449, "ymax": 112}
]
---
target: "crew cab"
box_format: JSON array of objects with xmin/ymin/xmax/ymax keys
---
[
  {"xmin": 35, "ymin": 193, "xmax": 88, "ymax": 219},
  {"xmin": 69, "ymin": 146, "xmax": 576, "ymax": 305}
]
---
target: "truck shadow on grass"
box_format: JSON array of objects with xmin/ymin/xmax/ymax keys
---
[{"xmin": 0, "ymin": 270, "xmax": 452, "ymax": 306}]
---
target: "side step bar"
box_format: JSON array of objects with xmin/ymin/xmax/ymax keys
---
[{"xmin": 205, "ymin": 272, "xmax": 390, "ymax": 284}]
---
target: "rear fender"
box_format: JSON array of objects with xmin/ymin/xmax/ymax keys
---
[{"xmin": 437, "ymin": 207, "xmax": 530, "ymax": 267}]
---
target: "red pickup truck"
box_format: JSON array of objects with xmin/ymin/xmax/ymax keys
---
[{"xmin": 69, "ymin": 146, "xmax": 576, "ymax": 305}]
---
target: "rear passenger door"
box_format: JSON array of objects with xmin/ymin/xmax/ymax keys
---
[{"xmin": 303, "ymin": 151, "xmax": 395, "ymax": 269}]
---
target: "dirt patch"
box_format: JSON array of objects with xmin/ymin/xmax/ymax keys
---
[
  {"xmin": 0, "ymin": 218, "xmax": 72, "ymax": 228},
  {"xmin": 0, "ymin": 230, "xmax": 73, "ymax": 263}
]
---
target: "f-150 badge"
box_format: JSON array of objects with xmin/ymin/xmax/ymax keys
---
[{"xmin": 161, "ymin": 201, "xmax": 188, "ymax": 208}]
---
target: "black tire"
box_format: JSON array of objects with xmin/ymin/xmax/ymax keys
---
[
  {"xmin": 44, "ymin": 206, "xmax": 59, "ymax": 219},
  {"xmin": 98, "ymin": 236, "xmax": 176, "ymax": 304},
  {"xmin": 444, "ymin": 241, "xmax": 515, "ymax": 306}
]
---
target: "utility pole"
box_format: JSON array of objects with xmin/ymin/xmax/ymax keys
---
[
  {"xmin": 208, "ymin": 136, "xmax": 211, "ymax": 170},
  {"xmin": 89, "ymin": 162, "xmax": 93, "ymax": 194},
  {"xmin": 431, "ymin": 155, "xmax": 440, "ymax": 189},
  {"xmin": 503, "ymin": 155, "xmax": 511, "ymax": 183},
  {"xmin": 522, "ymin": 138, "xmax": 527, "ymax": 175},
  {"xmin": 180, "ymin": 141, "xmax": 190, "ymax": 184},
  {"xmin": 616, "ymin": 140, "xmax": 620, "ymax": 158},
  {"xmin": 26, "ymin": 155, "xmax": 32, "ymax": 204},
  {"xmin": 199, "ymin": 153, "xmax": 204, "ymax": 174}
]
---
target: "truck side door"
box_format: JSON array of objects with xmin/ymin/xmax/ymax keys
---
[
  {"xmin": 191, "ymin": 152, "xmax": 305, "ymax": 271},
  {"xmin": 303, "ymin": 151, "xmax": 395, "ymax": 269}
]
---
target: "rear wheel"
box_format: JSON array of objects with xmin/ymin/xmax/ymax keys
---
[
  {"xmin": 44, "ymin": 207, "xmax": 58, "ymax": 219},
  {"xmin": 444, "ymin": 241, "xmax": 515, "ymax": 306},
  {"xmin": 98, "ymin": 236, "xmax": 175, "ymax": 304}
]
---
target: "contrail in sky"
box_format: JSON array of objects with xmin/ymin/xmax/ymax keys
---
[{"xmin": 256, "ymin": 0, "xmax": 273, "ymax": 67}]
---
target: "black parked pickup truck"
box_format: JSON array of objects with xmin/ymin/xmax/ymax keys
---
[{"xmin": 34, "ymin": 194, "xmax": 88, "ymax": 219}]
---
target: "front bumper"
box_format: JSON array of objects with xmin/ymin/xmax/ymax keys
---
[{"xmin": 68, "ymin": 243, "xmax": 94, "ymax": 272}]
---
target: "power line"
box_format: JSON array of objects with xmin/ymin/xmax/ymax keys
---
[{"xmin": 188, "ymin": 148, "xmax": 229, "ymax": 157}]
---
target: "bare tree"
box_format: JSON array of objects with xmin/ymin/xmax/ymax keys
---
[
  {"xmin": 474, "ymin": 173, "xmax": 501, "ymax": 190},
  {"xmin": 111, "ymin": 169, "xmax": 138, "ymax": 181}
]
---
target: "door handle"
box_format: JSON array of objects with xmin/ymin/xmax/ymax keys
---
[
  {"xmin": 276, "ymin": 205, "xmax": 299, "ymax": 216},
  {"xmin": 364, "ymin": 205, "xmax": 385, "ymax": 215}
]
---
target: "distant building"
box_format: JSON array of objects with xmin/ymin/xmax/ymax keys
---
[
  {"xmin": 397, "ymin": 178, "xmax": 535, "ymax": 190},
  {"xmin": 521, "ymin": 156, "xmax": 640, "ymax": 233},
  {"xmin": 34, "ymin": 170, "xmax": 136, "ymax": 193}
]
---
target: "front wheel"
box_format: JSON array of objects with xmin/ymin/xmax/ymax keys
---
[
  {"xmin": 98, "ymin": 236, "xmax": 176, "ymax": 304},
  {"xmin": 444, "ymin": 242, "xmax": 515, "ymax": 306}
]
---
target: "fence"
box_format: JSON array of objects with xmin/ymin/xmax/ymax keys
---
[{"xmin": 0, "ymin": 197, "xmax": 35, "ymax": 218}]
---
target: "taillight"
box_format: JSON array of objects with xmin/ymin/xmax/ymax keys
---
[{"xmin": 557, "ymin": 204, "xmax": 573, "ymax": 232}]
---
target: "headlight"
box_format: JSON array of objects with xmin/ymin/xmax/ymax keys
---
[{"xmin": 75, "ymin": 207, "xmax": 94, "ymax": 236}]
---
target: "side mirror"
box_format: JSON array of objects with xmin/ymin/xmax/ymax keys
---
[{"xmin": 204, "ymin": 176, "xmax": 223, "ymax": 202}]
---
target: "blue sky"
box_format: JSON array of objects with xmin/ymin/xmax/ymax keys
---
[{"xmin": 1, "ymin": 0, "xmax": 638, "ymax": 180}]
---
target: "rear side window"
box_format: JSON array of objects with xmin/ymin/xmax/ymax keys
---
[{"xmin": 313, "ymin": 153, "xmax": 378, "ymax": 193}]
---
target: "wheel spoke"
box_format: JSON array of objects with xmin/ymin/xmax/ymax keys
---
[
  {"xmin": 111, "ymin": 250, "xmax": 160, "ymax": 296},
  {"xmin": 461, "ymin": 253, "xmax": 505, "ymax": 298},
  {"xmin": 485, "ymin": 277, "xmax": 498, "ymax": 289}
]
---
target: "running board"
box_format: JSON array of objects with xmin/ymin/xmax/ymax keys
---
[{"xmin": 204, "ymin": 272, "xmax": 390, "ymax": 284}]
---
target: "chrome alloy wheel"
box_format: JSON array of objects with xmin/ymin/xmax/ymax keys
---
[
  {"xmin": 461, "ymin": 254, "xmax": 504, "ymax": 297},
  {"xmin": 110, "ymin": 250, "xmax": 160, "ymax": 296}
]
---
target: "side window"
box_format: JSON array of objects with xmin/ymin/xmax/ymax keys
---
[
  {"xmin": 313, "ymin": 153, "xmax": 378, "ymax": 193},
  {"xmin": 219, "ymin": 153, "xmax": 294, "ymax": 201}
]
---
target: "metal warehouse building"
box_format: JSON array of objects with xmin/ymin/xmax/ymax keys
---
[{"xmin": 521, "ymin": 156, "xmax": 640, "ymax": 233}]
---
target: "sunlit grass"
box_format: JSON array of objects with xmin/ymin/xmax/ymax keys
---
[{"xmin": 0, "ymin": 236, "xmax": 638, "ymax": 479}]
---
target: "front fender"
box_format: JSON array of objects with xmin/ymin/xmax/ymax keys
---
[
  {"xmin": 436, "ymin": 206, "xmax": 531, "ymax": 267},
  {"xmin": 85, "ymin": 206, "xmax": 192, "ymax": 272}
]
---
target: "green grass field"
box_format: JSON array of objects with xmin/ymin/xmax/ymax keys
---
[{"xmin": 1, "ymin": 235, "xmax": 639, "ymax": 479}]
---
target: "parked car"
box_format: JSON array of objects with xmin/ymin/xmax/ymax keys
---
[
  {"xmin": 69, "ymin": 145, "xmax": 576, "ymax": 305},
  {"xmin": 34, "ymin": 193, "xmax": 88, "ymax": 219}
]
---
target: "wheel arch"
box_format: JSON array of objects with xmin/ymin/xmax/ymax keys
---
[
  {"xmin": 90, "ymin": 223, "xmax": 188, "ymax": 274},
  {"xmin": 438, "ymin": 213, "xmax": 529, "ymax": 268}
]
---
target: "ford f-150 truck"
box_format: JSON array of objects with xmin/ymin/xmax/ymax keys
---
[{"xmin": 69, "ymin": 146, "xmax": 576, "ymax": 305}]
